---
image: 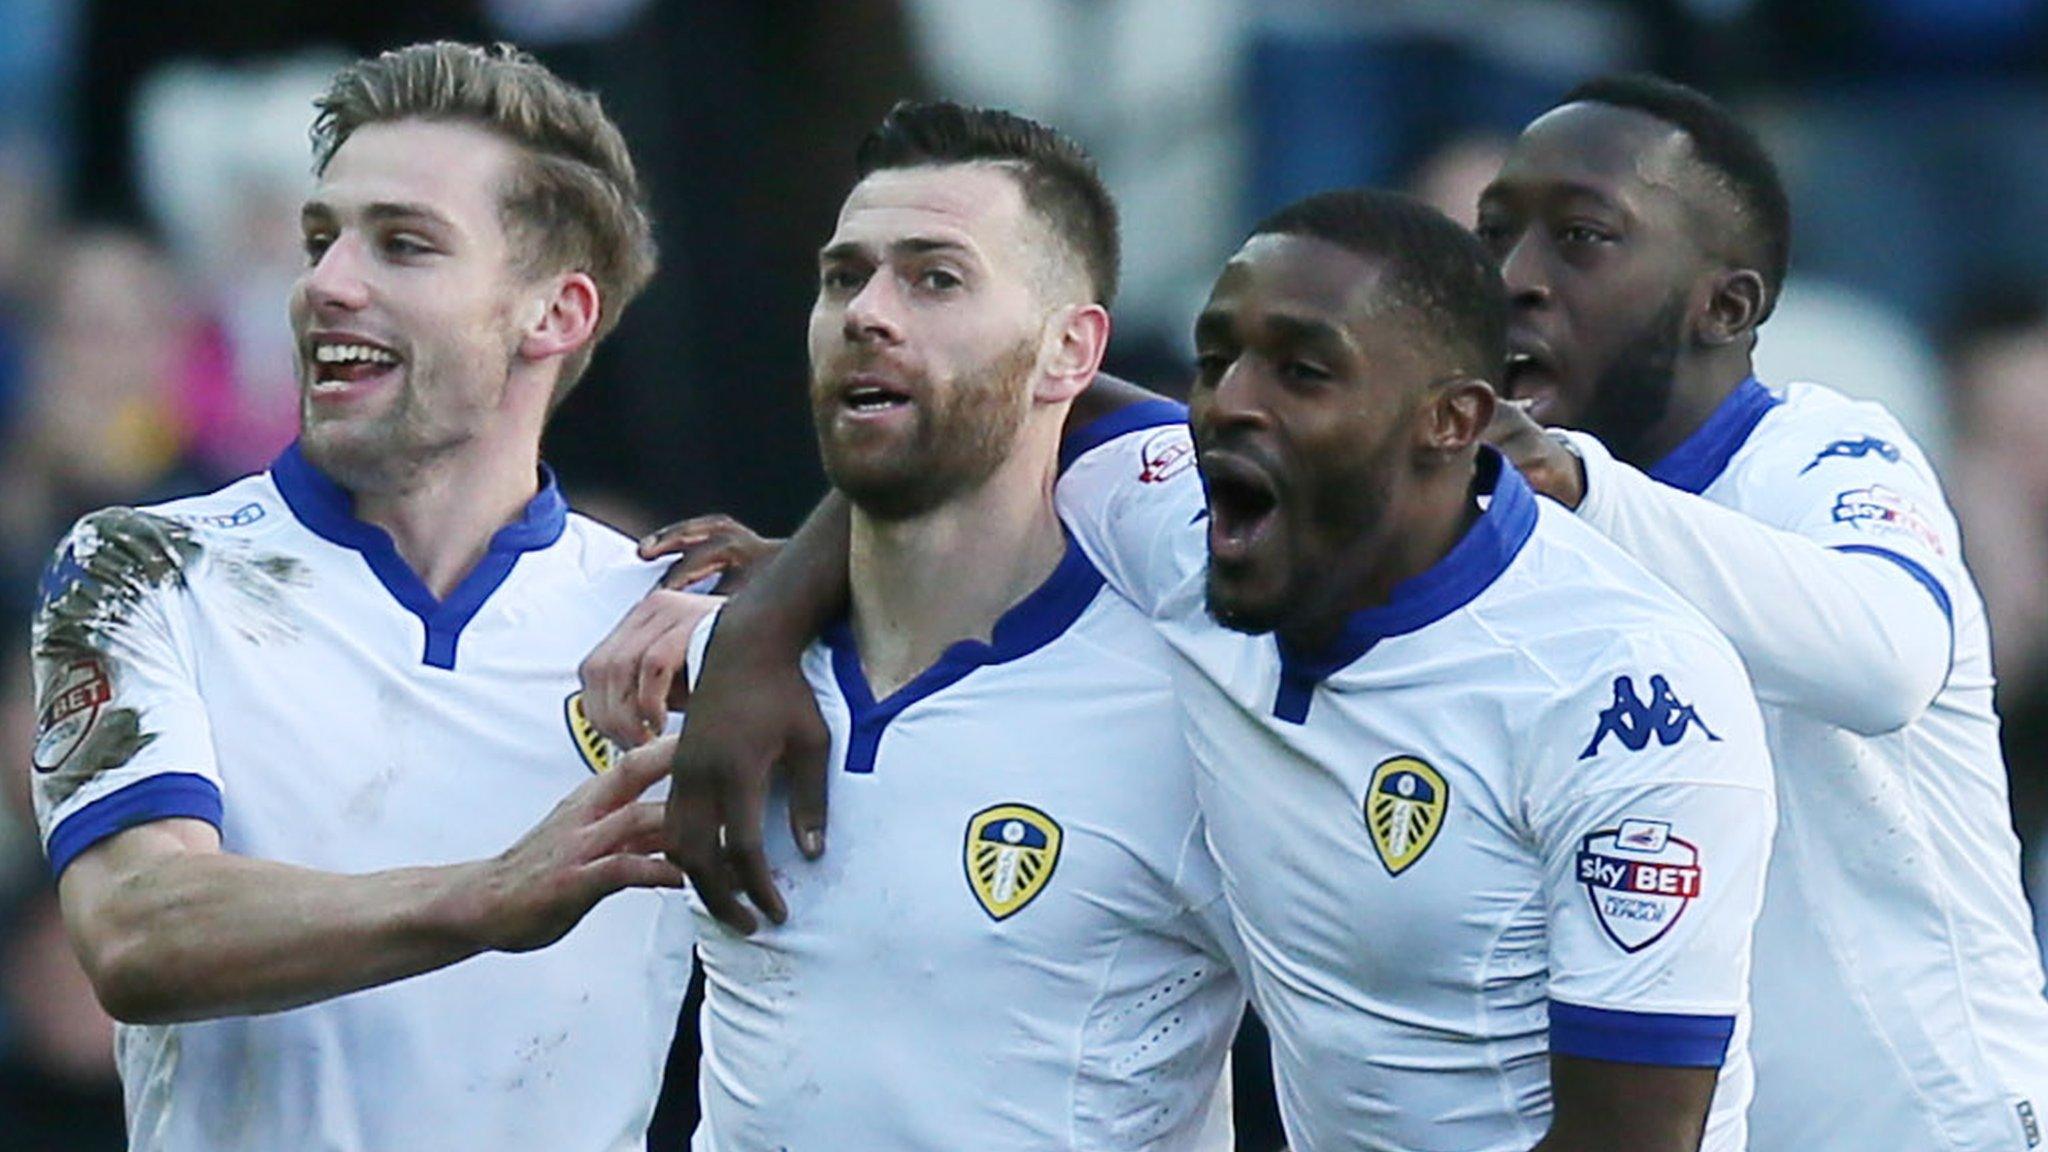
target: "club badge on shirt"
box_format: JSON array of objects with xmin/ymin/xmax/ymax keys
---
[
  {"xmin": 965, "ymin": 803, "xmax": 1063, "ymax": 921},
  {"xmin": 1364, "ymin": 756, "xmax": 1448, "ymax": 876},
  {"xmin": 563, "ymin": 692, "xmax": 619, "ymax": 774},
  {"xmin": 1577, "ymin": 818, "xmax": 1703, "ymax": 952}
]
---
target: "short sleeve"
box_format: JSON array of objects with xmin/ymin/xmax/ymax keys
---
[
  {"xmin": 1523, "ymin": 633, "xmax": 1775, "ymax": 1067},
  {"xmin": 1756, "ymin": 410, "xmax": 1961, "ymax": 629},
  {"xmin": 31, "ymin": 511, "xmax": 225, "ymax": 877},
  {"xmin": 1055, "ymin": 401, "xmax": 1207, "ymax": 617}
]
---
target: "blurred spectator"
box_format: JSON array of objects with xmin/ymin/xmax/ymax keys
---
[
  {"xmin": 903, "ymin": 0, "xmax": 1245, "ymax": 386},
  {"xmin": 1403, "ymin": 131, "xmax": 1511, "ymax": 229},
  {"xmin": 1244, "ymin": 1, "xmax": 1641, "ymax": 217},
  {"xmin": 0, "ymin": 144, "xmax": 57, "ymax": 456},
  {"xmin": 132, "ymin": 54, "xmax": 336, "ymax": 480},
  {"xmin": 1942, "ymin": 286, "xmax": 2048, "ymax": 958},
  {"xmin": 0, "ymin": 228, "xmax": 207, "ymax": 617}
]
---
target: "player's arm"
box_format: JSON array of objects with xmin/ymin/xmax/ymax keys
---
[
  {"xmin": 1534, "ymin": 1059, "xmax": 1718, "ymax": 1151},
  {"xmin": 56, "ymin": 741, "xmax": 681, "ymax": 1024},
  {"xmin": 1525, "ymin": 633, "xmax": 1776, "ymax": 1152},
  {"xmin": 1492, "ymin": 404, "xmax": 1950, "ymax": 735}
]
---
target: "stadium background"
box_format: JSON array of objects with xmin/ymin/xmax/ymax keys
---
[{"xmin": 2, "ymin": 0, "xmax": 2046, "ymax": 1147}]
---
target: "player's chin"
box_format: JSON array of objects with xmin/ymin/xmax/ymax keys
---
[{"xmin": 1203, "ymin": 565, "xmax": 1288, "ymax": 636}]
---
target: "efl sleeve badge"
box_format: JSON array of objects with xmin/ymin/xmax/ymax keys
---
[{"xmin": 964, "ymin": 803, "xmax": 1063, "ymax": 921}]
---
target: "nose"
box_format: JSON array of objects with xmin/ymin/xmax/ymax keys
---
[
  {"xmin": 1198, "ymin": 358, "xmax": 1271, "ymax": 434},
  {"xmin": 841, "ymin": 273, "xmax": 903, "ymax": 345},
  {"xmin": 1499, "ymin": 234, "xmax": 1550, "ymax": 310},
  {"xmin": 298, "ymin": 234, "xmax": 371, "ymax": 315}
]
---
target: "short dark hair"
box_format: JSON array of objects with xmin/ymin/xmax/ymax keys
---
[
  {"xmin": 855, "ymin": 100, "xmax": 1120, "ymax": 306},
  {"xmin": 1252, "ymin": 188, "xmax": 1507, "ymax": 382},
  {"xmin": 1560, "ymin": 73, "xmax": 1791, "ymax": 318}
]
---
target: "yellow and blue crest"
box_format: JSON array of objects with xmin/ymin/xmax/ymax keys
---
[
  {"xmin": 964, "ymin": 803, "xmax": 1062, "ymax": 921},
  {"xmin": 1365, "ymin": 756, "xmax": 1448, "ymax": 876},
  {"xmin": 563, "ymin": 692, "xmax": 620, "ymax": 774}
]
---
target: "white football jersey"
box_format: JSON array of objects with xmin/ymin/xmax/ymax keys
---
[
  {"xmin": 682, "ymin": 542, "xmax": 1245, "ymax": 1152},
  {"xmin": 1568, "ymin": 377, "xmax": 2048, "ymax": 1151},
  {"xmin": 1058, "ymin": 404, "xmax": 1776, "ymax": 1152},
  {"xmin": 30, "ymin": 444, "xmax": 693, "ymax": 1152}
]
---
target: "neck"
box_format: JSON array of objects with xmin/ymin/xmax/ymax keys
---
[
  {"xmin": 351, "ymin": 435, "xmax": 543, "ymax": 600},
  {"xmin": 847, "ymin": 428, "xmax": 1068, "ymax": 699},
  {"xmin": 1282, "ymin": 456, "xmax": 1483, "ymax": 654},
  {"xmin": 1623, "ymin": 349, "xmax": 1755, "ymax": 468}
]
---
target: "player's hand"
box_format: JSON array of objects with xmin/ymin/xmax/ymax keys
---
[
  {"xmin": 579, "ymin": 590, "xmax": 724, "ymax": 747},
  {"xmin": 638, "ymin": 514, "xmax": 784, "ymax": 593},
  {"xmin": 1486, "ymin": 399, "xmax": 1586, "ymax": 508},
  {"xmin": 664, "ymin": 625, "xmax": 830, "ymax": 935},
  {"xmin": 472, "ymin": 739, "xmax": 684, "ymax": 953}
]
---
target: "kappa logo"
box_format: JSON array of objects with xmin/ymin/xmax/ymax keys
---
[
  {"xmin": 1138, "ymin": 426, "xmax": 1195, "ymax": 484},
  {"xmin": 1799, "ymin": 436, "xmax": 1901, "ymax": 474},
  {"xmin": 1364, "ymin": 756, "xmax": 1448, "ymax": 876},
  {"xmin": 562, "ymin": 692, "xmax": 620, "ymax": 774},
  {"xmin": 1580, "ymin": 675, "xmax": 1719, "ymax": 760},
  {"xmin": 1576, "ymin": 818, "xmax": 1703, "ymax": 952},
  {"xmin": 34, "ymin": 656, "xmax": 112, "ymax": 772},
  {"xmin": 964, "ymin": 803, "xmax": 1062, "ymax": 921},
  {"xmin": 1832, "ymin": 484, "xmax": 1945, "ymax": 554}
]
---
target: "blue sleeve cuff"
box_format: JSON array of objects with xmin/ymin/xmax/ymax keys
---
[
  {"xmin": 47, "ymin": 773, "xmax": 223, "ymax": 877},
  {"xmin": 1548, "ymin": 999, "xmax": 1735, "ymax": 1068},
  {"xmin": 1058, "ymin": 399, "xmax": 1189, "ymax": 474}
]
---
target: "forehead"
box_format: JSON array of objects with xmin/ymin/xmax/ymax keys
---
[
  {"xmin": 828, "ymin": 164, "xmax": 1034, "ymax": 254},
  {"xmin": 311, "ymin": 119, "xmax": 520, "ymax": 225},
  {"xmin": 1207, "ymin": 232, "xmax": 1395, "ymax": 330},
  {"xmin": 1488, "ymin": 102, "xmax": 1697, "ymax": 217}
]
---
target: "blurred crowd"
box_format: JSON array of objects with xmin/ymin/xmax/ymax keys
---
[{"xmin": 1, "ymin": 0, "xmax": 2045, "ymax": 1147}]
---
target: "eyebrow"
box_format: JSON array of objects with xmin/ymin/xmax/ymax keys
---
[
  {"xmin": 1194, "ymin": 308, "xmax": 1359, "ymax": 358},
  {"xmin": 300, "ymin": 200, "xmax": 458, "ymax": 231},
  {"xmin": 818, "ymin": 236, "xmax": 975, "ymax": 264}
]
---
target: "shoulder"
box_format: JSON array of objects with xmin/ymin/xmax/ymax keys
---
[
  {"xmin": 1476, "ymin": 503, "xmax": 1736, "ymax": 687},
  {"xmin": 1740, "ymin": 380, "xmax": 1934, "ymax": 483},
  {"xmin": 552, "ymin": 511, "xmax": 666, "ymax": 602}
]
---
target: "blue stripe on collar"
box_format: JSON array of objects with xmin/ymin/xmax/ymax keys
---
[
  {"xmin": 1059, "ymin": 399, "xmax": 1189, "ymax": 474},
  {"xmin": 1272, "ymin": 447, "xmax": 1538, "ymax": 723},
  {"xmin": 824, "ymin": 533, "xmax": 1106, "ymax": 774},
  {"xmin": 269, "ymin": 442, "xmax": 568, "ymax": 669},
  {"xmin": 1646, "ymin": 376, "xmax": 1780, "ymax": 495}
]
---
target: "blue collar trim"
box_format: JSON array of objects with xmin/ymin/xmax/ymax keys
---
[
  {"xmin": 1059, "ymin": 398, "xmax": 1189, "ymax": 474},
  {"xmin": 823, "ymin": 533, "xmax": 1105, "ymax": 773},
  {"xmin": 269, "ymin": 442, "xmax": 567, "ymax": 669},
  {"xmin": 1272, "ymin": 447, "xmax": 1538, "ymax": 723},
  {"xmin": 1646, "ymin": 376, "xmax": 1779, "ymax": 495}
]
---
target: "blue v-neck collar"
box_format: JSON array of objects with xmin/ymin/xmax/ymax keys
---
[
  {"xmin": 270, "ymin": 442, "xmax": 567, "ymax": 669},
  {"xmin": 822, "ymin": 534, "xmax": 1105, "ymax": 774},
  {"xmin": 1646, "ymin": 375, "xmax": 1779, "ymax": 495},
  {"xmin": 1271, "ymin": 447, "xmax": 1539, "ymax": 723}
]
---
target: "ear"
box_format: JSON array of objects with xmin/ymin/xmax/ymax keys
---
[
  {"xmin": 1422, "ymin": 376, "xmax": 1497, "ymax": 456},
  {"xmin": 517, "ymin": 271, "xmax": 601, "ymax": 364},
  {"xmin": 1696, "ymin": 269, "xmax": 1766, "ymax": 348},
  {"xmin": 1032, "ymin": 303, "xmax": 1111, "ymax": 405}
]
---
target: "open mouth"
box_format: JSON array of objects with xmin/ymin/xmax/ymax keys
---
[
  {"xmin": 1200, "ymin": 452, "xmax": 1281, "ymax": 565},
  {"xmin": 839, "ymin": 374, "xmax": 913, "ymax": 416},
  {"xmin": 309, "ymin": 336, "xmax": 403, "ymax": 394}
]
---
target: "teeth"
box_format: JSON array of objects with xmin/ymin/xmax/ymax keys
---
[{"xmin": 314, "ymin": 343, "xmax": 398, "ymax": 365}]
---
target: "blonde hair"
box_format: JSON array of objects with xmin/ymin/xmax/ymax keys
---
[{"xmin": 311, "ymin": 41, "xmax": 656, "ymax": 399}]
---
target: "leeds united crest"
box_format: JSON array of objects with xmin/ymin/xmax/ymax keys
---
[
  {"xmin": 965, "ymin": 803, "xmax": 1062, "ymax": 921},
  {"xmin": 563, "ymin": 692, "xmax": 619, "ymax": 774},
  {"xmin": 1365, "ymin": 756, "xmax": 1448, "ymax": 876}
]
